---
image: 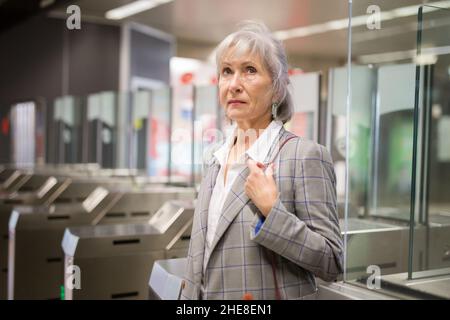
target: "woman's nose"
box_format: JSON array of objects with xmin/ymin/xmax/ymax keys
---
[{"xmin": 229, "ymin": 72, "xmax": 243, "ymax": 93}]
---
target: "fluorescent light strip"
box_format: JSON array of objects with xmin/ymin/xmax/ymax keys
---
[
  {"xmin": 105, "ymin": 0, "xmax": 173, "ymax": 20},
  {"xmin": 273, "ymin": 0, "xmax": 450, "ymax": 41},
  {"xmin": 357, "ymin": 45, "xmax": 450, "ymax": 64},
  {"xmin": 40, "ymin": 0, "xmax": 55, "ymax": 8}
]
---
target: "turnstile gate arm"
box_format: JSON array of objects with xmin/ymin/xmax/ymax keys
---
[{"xmin": 165, "ymin": 216, "xmax": 194, "ymax": 251}]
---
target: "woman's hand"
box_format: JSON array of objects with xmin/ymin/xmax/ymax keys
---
[{"xmin": 245, "ymin": 159, "xmax": 278, "ymax": 217}]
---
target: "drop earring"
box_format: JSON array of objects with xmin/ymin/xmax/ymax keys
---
[{"xmin": 271, "ymin": 102, "xmax": 278, "ymax": 119}]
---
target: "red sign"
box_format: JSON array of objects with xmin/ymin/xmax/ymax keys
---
[
  {"xmin": 1, "ymin": 117, "xmax": 9, "ymax": 135},
  {"xmin": 180, "ymin": 72, "xmax": 194, "ymax": 85}
]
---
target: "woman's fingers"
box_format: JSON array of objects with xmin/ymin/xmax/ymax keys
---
[
  {"xmin": 247, "ymin": 159, "xmax": 259, "ymax": 172},
  {"xmin": 265, "ymin": 164, "xmax": 274, "ymax": 177}
]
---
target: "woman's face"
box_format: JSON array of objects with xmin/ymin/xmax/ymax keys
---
[{"xmin": 218, "ymin": 49, "xmax": 274, "ymax": 124}]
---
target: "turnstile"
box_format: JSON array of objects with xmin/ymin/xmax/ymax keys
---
[
  {"xmin": 0, "ymin": 174, "xmax": 143, "ymax": 300},
  {"xmin": 149, "ymin": 258, "xmax": 187, "ymax": 300},
  {"xmin": 0, "ymin": 163, "xmax": 99, "ymax": 193},
  {"xmin": 341, "ymin": 218, "xmax": 411, "ymax": 280},
  {"xmin": 1, "ymin": 176, "xmax": 70, "ymax": 207},
  {"xmin": 8, "ymin": 188, "xmax": 195, "ymax": 299},
  {"xmin": 62, "ymin": 200, "xmax": 194, "ymax": 300},
  {"xmin": 0, "ymin": 170, "xmax": 28, "ymax": 194},
  {"xmin": 0, "ymin": 176, "xmax": 70, "ymax": 300},
  {"xmin": 341, "ymin": 217, "xmax": 450, "ymax": 281},
  {"xmin": 5, "ymin": 173, "xmax": 58, "ymax": 194}
]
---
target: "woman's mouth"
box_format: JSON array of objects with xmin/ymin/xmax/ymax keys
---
[{"xmin": 228, "ymin": 100, "xmax": 246, "ymax": 106}]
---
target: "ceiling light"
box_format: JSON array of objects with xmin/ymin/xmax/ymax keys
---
[
  {"xmin": 414, "ymin": 53, "xmax": 438, "ymax": 65},
  {"xmin": 357, "ymin": 45, "xmax": 450, "ymax": 64},
  {"xmin": 105, "ymin": 0, "xmax": 173, "ymax": 20},
  {"xmin": 358, "ymin": 50, "xmax": 415, "ymax": 64},
  {"xmin": 40, "ymin": 0, "xmax": 55, "ymax": 8},
  {"xmin": 432, "ymin": 104, "xmax": 442, "ymax": 118}
]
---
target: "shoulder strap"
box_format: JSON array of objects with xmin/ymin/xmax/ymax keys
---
[{"xmin": 265, "ymin": 135, "xmax": 298, "ymax": 166}]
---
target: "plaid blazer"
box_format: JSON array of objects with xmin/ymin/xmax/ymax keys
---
[{"xmin": 181, "ymin": 127, "xmax": 343, "ymax": 300}]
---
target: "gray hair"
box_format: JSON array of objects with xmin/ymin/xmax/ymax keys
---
[{"xmin": 215, "ymin": 21, "xmax": 293, "ymax": 123}]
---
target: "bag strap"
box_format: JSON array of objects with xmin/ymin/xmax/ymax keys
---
[
  {"xmin": 265, "ymin": 135, "xmax": 297, "ymax": 300},
  {"xmin": 265, "ymin": 135, "xmax": 297, "ymax": 167}
]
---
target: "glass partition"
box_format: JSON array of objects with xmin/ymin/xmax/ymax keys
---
[
  {"xmin": 51, "ymin": 96, "xmax": 84, "ymax": 164},
  {"xmin": 328, "ymin": 66, "xmax": 374, "ymax": 219},
  {"xmin": 327, "ymin": 67, "xmax": 348, "ymax": 216},
  {"xmin": 115, "ymin": 91, "xmax": 132, "ymax": 169},
  {"xmin": 408, "ymin": 4, "xmax": 450, "ymax": 282},
  {"xmin": 344, "ymin": 1, "xmax": 450, "ymax": 299},
  {"xmin": 370, "ymin": 63, "xmax": 416, "ymax": 222},
  {"xmin": 130, "ymin": 90, "xmax": 151, "ymax": 170},
  {"xmin": 344, "ymin": 0, "xmax": 420, "ymax": 284},
  {"xmin": 44, "ymin": 89, "xmax": 173, "ymax": 178},
  {"xmin": 86, "ymin": 91, "xmax": 118, "ymax": 168}
]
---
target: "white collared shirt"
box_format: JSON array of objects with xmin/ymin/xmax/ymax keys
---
[{"xmin": 205, "ymin": 120, "xmax": 283, "ymax": 249}]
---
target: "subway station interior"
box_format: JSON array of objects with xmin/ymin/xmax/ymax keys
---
[{"xmin": 0, "ymin": 0, "xmax": 449, "ymax": 300}]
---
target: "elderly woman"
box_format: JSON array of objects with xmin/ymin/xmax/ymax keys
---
[{"xmin": 181, "ymin": 21, "xmax": 343, "ymax": 300}]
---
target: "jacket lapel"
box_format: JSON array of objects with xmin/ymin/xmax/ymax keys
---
[
  {"xmin": 192, "ymin": 158, "xmax": 220, "ymax": 280},
  {"xmin": 208, "ymin": 156, "xmax": 251, "ymax": 253},
  {"xmin": 200, "ymin": 160, "xmax": 221, "ymax": 240},
  {"xmin": 204, "ymin": 127, "xmax": 289, "ymax": 266}
]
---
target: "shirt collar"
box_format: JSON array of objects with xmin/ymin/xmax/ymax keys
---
[
  {"xmin": 213, "ymin": 124, "xmax": 236, "ymax": 167},
  {"xmin": 246, "ymin": 120, "xmax": 283, "ymax": 163},
  {"xmin": 213, "ymin": 120, "xmax": 283, "ymax": 166}
]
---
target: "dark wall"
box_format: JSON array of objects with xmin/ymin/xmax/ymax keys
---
[
  {"xmin": 0, "ymin": 15, "xmax": 120, "ymax": 163},
  {"xmin": 130, "ymin": 29, "xmax": 171, "ymax": 84},
  {"xmin": 0, "ymin": 15, "xmax": 120, "ymax": 107},
  {"xmin": 0, "ymin": 15, "xmax": 64, "ymax": 163},
  {"xmin": 67, "ymin": 21, "xmax": 120, "ymax": 95},
  {"xmin": 0, "ymin": 15, "xmax": 64, "ymax": 107}
]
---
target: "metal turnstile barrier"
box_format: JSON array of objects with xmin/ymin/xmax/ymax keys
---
[
  {"xmin": 1, "ymin": 174, "xmax": 145, "ymax": 300},
  {"xmin": 8, "ymin": 188, "xmax": 195, "ymax": 299},
  {"xmin": 339, "ymin": 217, "xmax": 450, "ymax": 280},
  {"xmin": 62, "ymin": 200, "xmax": 194, "ymax": 300},
  {"xmin": 0, "ymin": 164, "xmax": 150, "ymax": 297},
  {"xmin": 0, "ymin": 175, "xmax": 70, "ymax": 300},
  {"xmin": 149, "ymin": 258, "xmax": 187, "ymax": 300},
  {"xmin": 341, "ymin": 218, "xmax": 411, "ymax": 280},
  {"xmin": 0, "ymin": 170, "xmax": 27, "ymax": 194}
]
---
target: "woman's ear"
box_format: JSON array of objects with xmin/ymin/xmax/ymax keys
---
[{"xmin": 271, "ymin": 87, "xmax": 281, "ymax": 104}]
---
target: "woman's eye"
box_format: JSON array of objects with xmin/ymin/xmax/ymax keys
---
[
  {"xmin": 246, "ymin": 66, "xmax": 257, "ymax": 73},
  {"xmin": 222, "ymin": 67, "xmax": 232, "ymax": 75}
]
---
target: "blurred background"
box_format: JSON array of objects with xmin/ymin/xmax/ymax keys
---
[{"xmin": 0, "ymin": 0, "xmax": 449, "ymax": 300}]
